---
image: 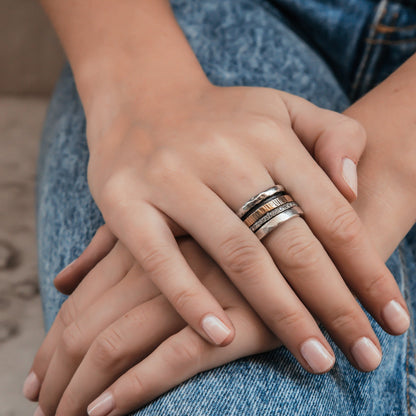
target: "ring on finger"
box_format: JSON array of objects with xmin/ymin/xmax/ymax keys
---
[{"xmin": 236, "ymin": 185, "xmax": 304, "ymax": 240}]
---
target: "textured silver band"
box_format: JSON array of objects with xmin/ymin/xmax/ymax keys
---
[
  {"xmin": 243, "ymin": 194, "xmax": 294, "ymax": 227},
  {"xmin": 249, "ymin": 201, "xmax": 298, "ymax": 231},
  {"xmin": 236, "ymin": 185, "xmax": 285, "ymax": 218},
  {"xmin": 254, "ymin": 206, "xmax": 304, "ymax": 240}
]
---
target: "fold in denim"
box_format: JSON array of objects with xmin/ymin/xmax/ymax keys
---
[{"xmin": 36, "ymin": 0, "xmax": 416, "ymax": 414}]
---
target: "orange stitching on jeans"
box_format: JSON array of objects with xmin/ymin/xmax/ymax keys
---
[{"xmin": 373, "ymin": 23, "xmax": 416, "ymax": 33}]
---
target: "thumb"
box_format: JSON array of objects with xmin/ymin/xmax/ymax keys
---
[
  {"xmin": 280, "ymin": 92, "xmax": 366, "ymax": 202},
  {"xmin": 54, "ymin": 225, "xmax": 117, "ymax": 294},
  {"xmin": 54, "ymin": 215, "xmax": 188, "ymax": 294}
]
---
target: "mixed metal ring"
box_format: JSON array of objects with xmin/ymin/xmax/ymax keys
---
[{"xmin": 236, "ymin": 185, "xmax": 304, "ymax": 240}]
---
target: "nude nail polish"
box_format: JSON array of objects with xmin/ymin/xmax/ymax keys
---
[
  {"xmin": 33, "ymin": 406, "xmax": 45, "ymax": 416},
  {"xmin": 23, "ymin": 371, "xmax": 40, "ymax": 401},
  {"xmin": 300, "ymin": 338, "xmax": 335, "ymax": 373},
  {"xmin": 382, "ymin": 300, "xmax": 410, "ymax": 334},
  {"xmin": 342, "ymin": 158, "xmax": 357, "ymax": 197},
  {"xmin": 351, "ymin": 337, "xmax": 382, "ymax": 371},
  {"xmin": 201, "ymin": 314, "xmax": 232, "ymax": 345},
  {"xmin": 88, "ymin": 392, "xmax": 114, "ymax": 416}
]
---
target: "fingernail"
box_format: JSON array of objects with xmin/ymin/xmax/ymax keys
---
[
  {"xmin": 351, "ymin": 337, "xmax": 382, "ymax": 371},
  {"xmin": 382, "ymin": 300, "xmax": 410, "ymax": 334},
  {"xmin": 201, "ymin": 314, "xmax": 232, "ymax": 345},
  {"xmin": 23, "ymin": 372, "xmax": 40, "ymax": 400},
  {"xmin": 33, "ymin": 406, "xmax": 45, "ymax": 416},
  {"xmin": 88, "ymin": 392, "xmax": 114, "ymax": 416},
  {"xmin": 342, "ymin": 158, "xmax": 357, "ymax": 197},
  {"xmin": 300, "ymin": 338, "xmax": 335, "ymax": 373}
]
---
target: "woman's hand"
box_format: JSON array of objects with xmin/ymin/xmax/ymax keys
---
[
  {"xmin": 86, "ymin": 83, "xmax": 408, "ymax": 367},
  {"xmin": 28, "ymin": 236, "xmax": 281, "ymax": 416}
]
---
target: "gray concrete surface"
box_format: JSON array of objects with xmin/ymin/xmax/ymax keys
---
[{"xmin": 0, "ymin": 96, "xmax": 48, "ymax": 416}]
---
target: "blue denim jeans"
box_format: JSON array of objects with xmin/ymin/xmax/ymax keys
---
[{"xmin": 36, "ymin": 0, "xmax": 416, "ymax": 414}]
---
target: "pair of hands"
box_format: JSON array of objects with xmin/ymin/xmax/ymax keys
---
[{"xmin": 25, "ymin": 84, "xmax": 409, "ymax": 416}]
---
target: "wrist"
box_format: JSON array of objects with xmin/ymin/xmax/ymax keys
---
[
  {"xmin": 79, "ymin": 50, "xmax": 211, "ymax": 145},
  {"xmin": 344, "ymin": 100, "xmax": 416, "ymax": 260},
  {"xmin": 39, "ymin": 0, "xmax": 211, "ymax": 142}
]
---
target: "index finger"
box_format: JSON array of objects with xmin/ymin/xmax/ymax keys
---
[{"xmin": 266, "ymin": 136, "xmax": 410, "ymax": 336}]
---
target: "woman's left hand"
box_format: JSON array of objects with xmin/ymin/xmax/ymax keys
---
[{"xmin": 28, "ymin": 233, "xmax": 281, "ymax": 416}]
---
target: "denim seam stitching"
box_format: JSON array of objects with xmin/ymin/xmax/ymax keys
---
[
  {"xmin": 366, "ymin": 37, "xmax": 416, "ymax": 44},
  {"xmin": 372, "ymin": 22, "xmax": 416, "ymax": 31},
  {"xmin": 398, "ymin": 243, "xmax": 413, "ymax": 416},
  {"xmin": 351, "ymin": 0, "xmax": 388, "ymax": 98}
]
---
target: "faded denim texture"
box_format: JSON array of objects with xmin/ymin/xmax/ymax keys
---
[{"xmin": 36, "ymin": 0, "xmax": 416, "ymax": 414}]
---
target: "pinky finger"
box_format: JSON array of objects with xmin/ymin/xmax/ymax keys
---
[{"xmin": 87, "ymin": 308, "xmax": 280, "ymax": 416}]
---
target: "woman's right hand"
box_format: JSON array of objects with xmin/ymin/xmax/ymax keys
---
[
  {"xmin": 28, "ymin": 237, "xmax": 283, "ymax": 415},
  {"xmin": 84, "ymin": 82, "xmax": 409, "ymax": 372}
]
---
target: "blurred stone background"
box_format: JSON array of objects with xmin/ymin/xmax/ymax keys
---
[{"xmin": 0, "ymin": 1, "xmax": 65, "ymax": 414}]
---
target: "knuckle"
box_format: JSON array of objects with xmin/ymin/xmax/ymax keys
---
[
  {"xmin": 58, "ymin": 298, "xmax": 78, "ymax": 328},
  {"xmin": 124, "ymin": 307, "xmax": 149, "ymax": 328},
  {"xmin": 247, "ymin": 114, "xmax": 289, "ymax": 151},
  {"xmin": 360, "ymin": 270, "xmax": 388, "ymax": 300},
  {"xmin": 61, "ymin": 321, "xmax": 85, "ymax": 360},
  {"xmin": 98, "ymin": 173, "xmax": 126, "ymax": 207},
  {"xmin": 140, "ymin": 244, "xmax": 171, "ymax": 276},
  {"xmin": 90, "ymin": 329, "xmax": 124, "ymax": 369},
  {"xmin": 146, "ymin": 148, "xmax": 183, "ymax": 184},
  {"xmin": 201, "ymin": 134, "xmax": 238, "ymax": 173},
  {"xmin": 329, "ymin": 306, "xmax": 360, "ymax": 332},
  {"xmin": 326, "ymin": 206, "xmax": 362, "ymax": 247},
  {"xmin": 130, "ymin": 371, "xmax": 146, "ymax": 394},
  {"xmin": 171, "ymin": 287, "xmax": 199, "ymax": 313},
  {"xmin": 269, "ymin": 308, "xmax": 305, "ymax": 330},
  {"xmin": 219, "ymin": 234, "xmax": 262, "ymax": 278},
  {"xmin": 280, "ymin": 229, "xmax": 321, "ymax": 271},
  {"xmin": 342, "ymin": 117, "xmax": 366, "ymax": 141},
  {"xmin": 327, "ymin": 116, "xmax": 366, "ymax": 142},
  {"xmin": 161, "ymin": 334, "xmax": 203, "ymax": 370},
  {"xmin": 250, "ymin": 114, "xmax": 285, "ymax": 138}
]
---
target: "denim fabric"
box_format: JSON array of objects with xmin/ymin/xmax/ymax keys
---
[{"xmin": 36, "ymin": 0, "xmax": 416, "ymax": 414}]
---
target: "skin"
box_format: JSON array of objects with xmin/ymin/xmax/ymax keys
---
[
  {"xmin": 27, "ymin": 67, "xmax": 416, "ymax": 413},
  {"xmin": 27, "ymin": 0, "xmax": 416, "ymax": 414},
  {"xmin": 36, "ymin": 0, "xmax": 406, "ymax": 362}
]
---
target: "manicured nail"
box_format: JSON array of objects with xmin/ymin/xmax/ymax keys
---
[
  {"xmin": 201, "ymin": 314, "xmax": 232, "ymax": 345},
  {"xmin": 33, "ymin": 406, "xmax": 45, "ymax": 416},
  {"xmin": 23, "ymin": 371, "xmax": 40, "ymax": 400},
  {"xmin": 351, "ymin": 337, "xmax": 382, "ymax": 371},
  {"xmin": 382, "ymin": 300, "xmax": 410, "ymax": 334},
  {"xmin": 88, "ymin": 392, "xmax": 114, "ymax": 416},
  {"xmin": 342, "ymin": 158, "xmax": 357, "ymax": 197},
  {"xmin": 300, "ymin": 338, "xmax": 335, "ymax": 373}
]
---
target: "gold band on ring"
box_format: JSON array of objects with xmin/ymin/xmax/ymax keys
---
[
  {"xmin": 243, "ymin": 194, "xmax": 294, "ymax": 227},
  {"xmin": 235, "ymin": 184, "xmax": 304, "ymax": 241}
]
